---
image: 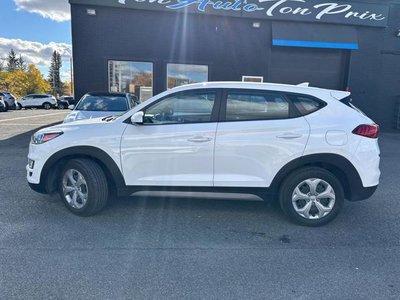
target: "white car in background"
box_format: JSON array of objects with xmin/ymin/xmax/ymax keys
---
[
  {"xmin": 17, "ymin": 94, "xmax": 57, "ymax": 110},
  {"xmin": 63, "ymin": 92, "xmax": 135, "ymax": 123},
  {"xmin": 27, "ymin": 82, "xmax": 380, "ymax": 226}
]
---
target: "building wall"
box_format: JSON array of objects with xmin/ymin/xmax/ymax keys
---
[{"xmin": 71, "ymin": 2, "xmax": 400, "ymax": 130}]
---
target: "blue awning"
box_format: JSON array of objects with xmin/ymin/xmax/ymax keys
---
[{"xmin": 272, "ymin": 22, "xmax": 359, "ymax": 50}]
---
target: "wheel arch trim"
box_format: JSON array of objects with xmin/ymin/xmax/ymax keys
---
[
  {"xmin": 269, "ymin": 153, "xmax": 363, "ymax": 200},
  {"xmin": 40, "ymin": 146, "xmax": 126, "ymax": 193}
]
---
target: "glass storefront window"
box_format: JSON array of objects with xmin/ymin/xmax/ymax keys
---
[
  {"xmin": 167, "ymin": 63, "xmax": 208, "ymax": 89},
  {"xmin": 108, "ymin": 60, "xmax": 153, "ymax": 102}
]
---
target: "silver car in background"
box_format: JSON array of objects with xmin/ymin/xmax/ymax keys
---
[
  {"xmin": 63, "ymin": 92, "xmax": 136, "ymax": 123},
  {"xmin": 0, "ymin": 91, "xmax": 17, "ymax": 110}
]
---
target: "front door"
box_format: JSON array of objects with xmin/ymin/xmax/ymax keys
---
[
  {"xmin": 214, "ymin": 89, "xmax": 310, "ymax": 188},
  {"xmin": 121, "ymin": 89, "xmax": 220, "ymax": 187}
]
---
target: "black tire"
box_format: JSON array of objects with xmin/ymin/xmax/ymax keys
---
[
  {"xmin": 279, "ymin": 167, "xmax": 344, "ymax": 227},
  {"xmin": 58, "ymin": 158, "xmax": 109, "ymax": 216},
  {"xmin": 58, "ymin": 103, "xmax": 65, "ymax": 110},
  {"xmin": 43, "ymin": 102, "xmax": 51, "ymax": 110},
  {"xmin": 4, "ymin": 102, "xmax": 9, "ymax": 112},
  {"xmin": 16, "ymin": 103, "xmax": 22, "ymax": 110}
]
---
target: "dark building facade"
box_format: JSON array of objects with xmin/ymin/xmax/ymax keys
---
[{"xmin": 69, "ymin": 0, "xmax": 400, "ymax": 130}]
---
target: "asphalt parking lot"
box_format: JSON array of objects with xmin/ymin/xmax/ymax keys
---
[{"xmin": 1, "ymin": 109, "xmax": 400, "ymax": 299}]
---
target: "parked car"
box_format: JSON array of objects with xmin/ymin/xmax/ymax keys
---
[
  {"xmin": 17, "ymin": 94, "xmax": 57, "ymax": 110},
  {"xmin": 27, "ymin": 82, "xmax": 380, "ymax": 226},
  {"xmin": 57, "ymin": 96, "xmax": 77, "ymax": 109},
  {"xmin": 63, "ymin": 92, "xmax": 135, "ymax": 123},
  {"xmin": 0, "ymin": 96, "xmax": 7, "ymax": 112},
  {"xmin": 0, "ymin": 91, "xmax": 17, "ymax": 110}
]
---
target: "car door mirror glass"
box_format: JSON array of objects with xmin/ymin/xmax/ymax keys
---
[
  {"xmin": 68, "ymin": 105, "xmax": 75, "ymax": 110},
  {"xmin": 131, "ymin": 111, "xmax": 144, "ymax": 124}
]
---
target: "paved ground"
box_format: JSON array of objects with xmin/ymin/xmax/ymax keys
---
[{"xmin": 0, "ymin": 110, "xmax": 400, "ymax": 299}]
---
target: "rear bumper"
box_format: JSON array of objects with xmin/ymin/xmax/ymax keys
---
[{"xmin": 347, "ymin": 185, "xmax": 378, "ymax": 202}]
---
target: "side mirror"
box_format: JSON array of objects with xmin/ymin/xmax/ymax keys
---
[
  {"xmin": 68, "ymin": 105, "xmax": 75, "ymax": 110},
  {"xmin": 130, "ymin": 111, "xmax": 144, "ymax": 124}
]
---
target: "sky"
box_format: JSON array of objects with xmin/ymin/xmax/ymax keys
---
[{"xmin": 0, "ymin": 0, "xmax": 72, "ymax": 81}]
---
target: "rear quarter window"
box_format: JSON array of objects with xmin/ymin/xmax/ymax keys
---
[{"xmin": 287, "ymin": 95, "xmax": 325, "ymax": 116}]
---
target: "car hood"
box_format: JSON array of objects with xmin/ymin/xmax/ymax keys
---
[{"xmin": 64, "ymin": 110, "xmax": 123, "ymax": 123}]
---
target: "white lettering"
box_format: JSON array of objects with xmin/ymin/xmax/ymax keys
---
[
  {"xmin": 314, "ymin": 3, "xmax": 351, "ymax": 20},
  {"xmin": 292, "ymin": 7, "xmax": 312, "ymax": 15},
  {"xmin": 280, "ymin": 6, "xmax": 293, "ymax": 14}
]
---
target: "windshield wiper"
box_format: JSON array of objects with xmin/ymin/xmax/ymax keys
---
[{"xmin": 102, "ymin": 116, "xmax": 117, "ymax": 122}]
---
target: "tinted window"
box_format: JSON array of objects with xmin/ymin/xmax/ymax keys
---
[
  {"xmin": 144, "ymin": 92, "xmax": 216, "ymax": 124},
  {"xmin": 288, "ymin": 95, "xmax": 323, "ymax": 115},
  {"xmin": 76, "ymin": 95, "xmax": 128, "ymax": 112},
  {"xmin": 225, "ymin": 92, "xmax": 289, "ymax": 121}
]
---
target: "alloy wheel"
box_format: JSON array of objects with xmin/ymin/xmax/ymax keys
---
[
  {"xmin": 292, "ymin": 178, "xmax": 336, "ymax": 219},
  {"xmin": 62, "ymin": 169, "xmax": 89, "ymax": 209}
]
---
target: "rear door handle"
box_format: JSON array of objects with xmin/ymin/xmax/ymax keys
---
[
  {"xmin": 188, "ymin": 136, "xmax": 212, "ymax": 143},
  {"xmin": 276, "ymin": 133, "xmax": 302, "ymax": 139}
]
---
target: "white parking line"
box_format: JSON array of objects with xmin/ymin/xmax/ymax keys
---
[
  {"xmin": 0, "ymin": 112, "xmax": 67, "ymax": 123},
  {"xmin": 0, "ymin": 123, "xmax": 56, "ymax": 126}
]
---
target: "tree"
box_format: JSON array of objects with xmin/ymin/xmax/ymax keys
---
[
  {"xmin": 0, "ymin": 60, "xmax": 4, "ymax": 72},
  {"xmin": 26, "ymin": 64, "xmax": 50, "ymax": 95},
  {"xmin": 0, "ymin": 64, "xmax": 50, "ymax": 98},
  {"xmin": 48, "ymin": 50, "xmax": 63, "ymax": 96},
  {"xmin": 16, "ymin": 55, "xmax": 27, "ymax": 71},
  {"xmin": 7, "ymin": 49, "xmax": 18, "ymax": 72},
  {"xmin": 63, "ymin": 81, "xmax": 72, "ymax": 96}
]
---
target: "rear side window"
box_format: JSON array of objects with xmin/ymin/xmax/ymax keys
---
[
  {"xmin": 287, "ymin": 95, "xmax": 324, "ymax": 116},
  {"xmin": 225, "ymin": 92, "xmax": 290, "ymax": 121}
]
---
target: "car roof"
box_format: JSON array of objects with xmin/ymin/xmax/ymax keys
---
[
  {"xmin": 86, "ymin": 92, "xmax": 127, "ymax": 97},
  {"xmin": 167, "ymin": 81, "xmax": 350, "ymax": 101}
]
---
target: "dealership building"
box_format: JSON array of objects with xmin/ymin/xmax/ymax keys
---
[{"xmin": 69, "ymin": 0, "xmax": 400, "ymax": 129}]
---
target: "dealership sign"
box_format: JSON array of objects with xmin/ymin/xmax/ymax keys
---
[{"xmin": 114, "ymin": 0, "xmax": 389, "ymax": 27}]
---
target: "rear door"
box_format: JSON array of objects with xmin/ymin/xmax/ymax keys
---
[{"xmin": 214, "ymin": 89, "xmax": 310, "ymax": 188}]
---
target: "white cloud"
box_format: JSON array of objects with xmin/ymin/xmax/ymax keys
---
[
  {"xmin": 13, "ymin": 0, "xmax": 70, "ymax": 22},
  {"xmin": 0, "ymin": 37, "xmax": 72, "ymax": 67}
]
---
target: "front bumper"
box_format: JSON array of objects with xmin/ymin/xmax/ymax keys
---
[{"xmin": 28, "ymin": 182, "xmax": 48, "ymax": 194}]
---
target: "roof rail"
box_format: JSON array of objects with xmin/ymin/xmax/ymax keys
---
[{"xmin": 297, "ymin": 82, "xmax": 310, "ymax": 87}]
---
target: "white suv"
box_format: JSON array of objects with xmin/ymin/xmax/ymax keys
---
[
  {"xmin": 27, "ymin": 82, "xmax": 380, "ymax": 226},
  {"xmin": 17, "ymin": 94, "xmax": 57, "ymax": 110}
]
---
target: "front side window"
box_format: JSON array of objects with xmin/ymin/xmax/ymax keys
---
[
  {"xmin": 167, "ymin": 63, "xmax": 208, "ymax": 89},
  {"xmin": 108, "ymin": 60, "xmax": 153, "ymax": 102},
  {"xmin": 143, "ymin": 92, "xmax": 216, "ymax": 125},
  {"xmin": 76, "ymin": 94, "xmax": 129, "ymax": 112},
  {"xmin": 225, "ymin": 91, "xmax": 290, "ymax": 121}
]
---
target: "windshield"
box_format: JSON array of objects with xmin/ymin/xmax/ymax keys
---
[{"xmin": 76, "ymin": 95, "xmax": 128, "ymax": 111}]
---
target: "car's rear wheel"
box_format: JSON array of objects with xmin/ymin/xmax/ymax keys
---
[
  {"xmin": 59, "ymin": 159, "xmax": 108, "ymax": 216},
  {"xmin": 4, "ymin": 102, "xmax": 9, "ymax": 112},
  {"xmin": 58, "ymin": 103, "xmax": 65, "ymax": 109},
  {"xmin": 16, "ymin": 103, "xmax": 22, "ymax": 110},
  {"xmin": 279, "ymin": 167, "xmax": 344, "ymax": 227},
  {"xmin": 43, "ymin": 102, "xmax": 51, "ymax": 110}
]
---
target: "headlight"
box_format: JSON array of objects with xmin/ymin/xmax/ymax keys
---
[{"xmin": 31, "ymin": 132, "xmax": 63, "ymax": 144}]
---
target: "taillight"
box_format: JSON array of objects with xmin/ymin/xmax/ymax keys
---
[{"xmin": 352, "ymin": 124, "xmax": 379, "ymax": 139}]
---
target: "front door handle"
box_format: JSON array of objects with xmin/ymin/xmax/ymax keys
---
[
  {"xmin": 276, "ymin": 133, "xmax": 302, "ymax": 139},
  {"xmin": 188, "ymin": 136, "xmax": 212, "ymax": 143}
]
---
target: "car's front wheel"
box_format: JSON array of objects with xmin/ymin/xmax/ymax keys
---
[
  {"xmin": 279, "ymin": 167, "xmax": 344, "ymax": 227},
  {"xmin": 59, "ymin": 159, "xmax": 109, "ymax": 216}
]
